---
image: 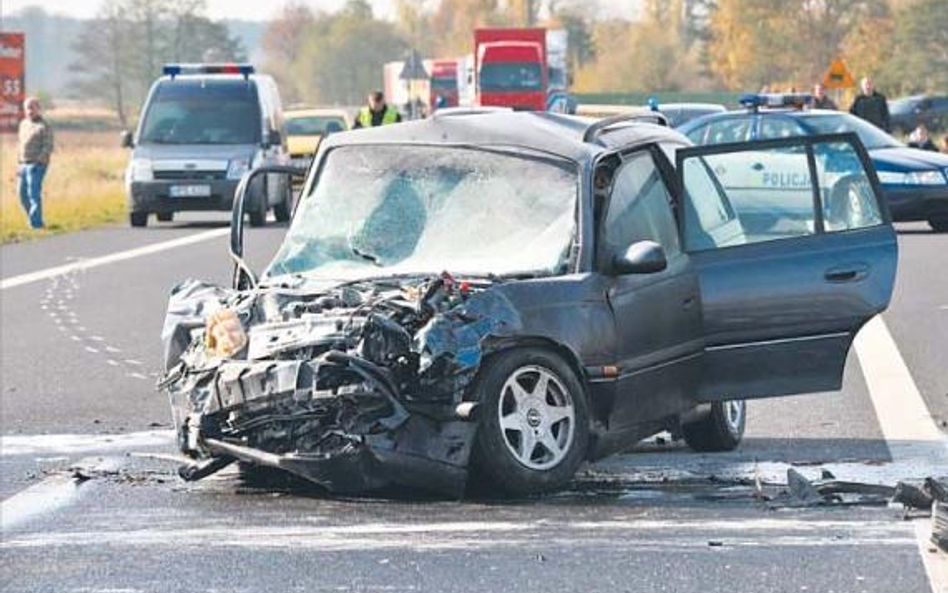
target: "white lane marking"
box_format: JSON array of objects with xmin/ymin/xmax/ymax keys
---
[
  {"xmin": 855, "ymin": 316, "xmax": 948, "ymax": 464},
  {"xmin": 0, "ymin": 228, "xmax": 229, "ymax": 290},
  {"xmin": 0, "ymin": 457, "xmax": 122, "ymax": 533},
  {"xmin": 0, "ymin": 430, "xmax": 174, "ymax": 457},
  {"xmin": 854, "ymin": 315, "xmax": 948, "ymax": 593},
  {"xmin": 916, "ymin": 521, "xmax": 948, "ymax": 593},
  {"xmin": 0, "ymin": 519, "xmax": 913, "ymax": 551}
]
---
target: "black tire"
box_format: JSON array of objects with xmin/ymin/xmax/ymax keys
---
[
  {"xmin": 156, "ymin": 212, "xmax": 173, "ymax": 222},
  {"xmin": 248, "ymin": 199, "xmax": 267, "ymax": 227},
  {"xmin": 928, "ymin": 218, "xmax": 948, "ymax": 233},
  {"xmin": 273, "ymin": 183, "xmax": 292, "ymax": 223},
  {"xmin": 471, "ymin": 348, "xmax": 589, "ymax": 496},
  {"xmin": 681, "ymin": 400, "xmax": 746, "ymax": 452},
  {"xmin": 130, "ymin": 212, "xmax": 148, "ymax": 227}
]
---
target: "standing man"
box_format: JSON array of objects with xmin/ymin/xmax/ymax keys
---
[
  {"xmin": 17, "ymin": 97, "xmax": 54, "ymax": 229},
  {"xmin": 812, "ymin": 83, "xmax": 837, "ymax": 110},
  {"xmin": 353, "ymin": 91, "xmax": 401, "ymax": 129},
  {"xmin": 849, "ymin": 76, "xmax": 890, "ymax": 132}
]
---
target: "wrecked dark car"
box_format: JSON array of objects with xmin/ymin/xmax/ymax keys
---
[{"xmin": 160, "ymin": 111, "xmax": 897, "ymax": 497}]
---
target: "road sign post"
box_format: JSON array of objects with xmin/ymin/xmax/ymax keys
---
[{"xmin": 0, "ymin": 33, "xmax": 25, "ymax": 134}]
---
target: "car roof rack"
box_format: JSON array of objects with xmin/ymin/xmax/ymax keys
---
[
  {"xmin": 431, "ymin": 106, "xmax": 513, "ymax": 119},
  {"xmin": 582, "ymin": 110, "xmax": 669, "ymax": 143}
]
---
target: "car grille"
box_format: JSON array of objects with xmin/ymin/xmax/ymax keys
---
[{"xmin": 153, "ymin": 169, "xmax": 226, "ymax": 181}]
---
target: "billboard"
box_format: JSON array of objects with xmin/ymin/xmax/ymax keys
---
[{"xmin": 0, "ymin": 33, "xmax": 25, "ymax": 134}]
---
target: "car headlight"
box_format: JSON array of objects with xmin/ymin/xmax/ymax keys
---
[
  {"xmin": 877, "ymin": 170, "xmax": 947, "ymax": 185},
  {"xmin": 205, "ymin": 308, "xmax": 247, "ymax": 359},
  {"xmin": 227, "ymin": 157, "xmax": 251, "ymax": 180},
  {"xmin": 127, "ymin": 158, "xmax": 153, "ymax": 182}
]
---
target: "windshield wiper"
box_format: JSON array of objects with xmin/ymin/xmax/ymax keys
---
[{"xmin": 350, "ymin": 246, "xmax": 382, "ymax": 267}]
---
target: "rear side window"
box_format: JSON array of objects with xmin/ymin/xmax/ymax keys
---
[
  {"xmin": 679, "ymin": 135, "xmax": 884, "ymax": 252},
  {"xmin": 758, "ymin": 118, "xmax": 806, "ymax": 140},
  {"xmin": 139, "ymin": 80, "xmax": 261, "ymax": 145}
]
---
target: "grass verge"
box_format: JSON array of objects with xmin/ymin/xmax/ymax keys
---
[{"xmin": 1, "ymin": 130, "xmax": 128, "ymax": 244}]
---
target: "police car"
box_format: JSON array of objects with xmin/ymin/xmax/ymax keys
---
[
  {"xmin": 678, "ymin": 93, "xmax": 948, "ymax": 232},
  {"xmin": 122, "ymin": 64, "xmax": 292, "ymax": 227}
]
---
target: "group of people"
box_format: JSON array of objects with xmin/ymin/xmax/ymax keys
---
[{"xmin": 813, "ymin": 76, "xmax": 947, "ymax": 153}]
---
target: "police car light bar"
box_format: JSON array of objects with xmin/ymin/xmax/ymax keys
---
[
  {"xmin": 739, "ymin": 93, "xmax": 813, "ymax": 111},
  {"xmin": 163, "ymin": 64, "xmax": 255, "ymax": 79}
]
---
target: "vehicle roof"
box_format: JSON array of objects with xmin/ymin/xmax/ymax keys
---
[
  {"xmin": 319, "ymin": 111, "xmax": 691, "ymax": 162},
  {"xmin": 157, "ymin": 73, "xmax": 271, "ymax": 83},
  {"xmin": 658, "ymin": 102, "xmax": 727, "ymax": 111},
  {"xmin": 678, "ymin": 107, "xmax": 847, "ymax": 132}
]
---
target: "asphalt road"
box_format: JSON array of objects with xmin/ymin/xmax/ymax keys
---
[{"xmin": 1, "ymin": 214, "xmax": 946, "ymax": 593}]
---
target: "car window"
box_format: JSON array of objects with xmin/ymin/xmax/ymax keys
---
[
  {"xmin": 602, "ymin": 151, "xmax": 680, "ymax": 261},
  {"xmin": 682, "ymin": 146, "xmax": 816, "ymax": 249},
  {"xmin": 758, "ymin": 117, "xmax": 806, "ymax": 140},
  {"xmin": 813, "ymin": 141, "xmax": 883, "ymax": 232},
  {"xmin": 685, "ymin": 117, "xmax": 752, "ymax": 145}
]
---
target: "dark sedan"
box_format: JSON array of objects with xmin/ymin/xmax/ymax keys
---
[
  {"xmin": 678, "ymin": 108, "xmax": 948, "ymax": 232},
  {"xmin": 160, "ymin": 111, "xmax": 897, "ymax": 497},
  {"xmin": 890, "ymin": 94, "xmax": 948, "ymax": 135}
]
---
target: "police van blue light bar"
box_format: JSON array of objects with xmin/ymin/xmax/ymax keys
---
[
  {"xmin": 163, "ymin": 64, "xmax": 255, "ymax": 79},
  {"xmin": 739, "ymin": 93, "xmax": 813, "ymax": 111}
]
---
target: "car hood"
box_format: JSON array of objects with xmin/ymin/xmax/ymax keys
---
[
  {"xmin": 870, "ymin": 147, "xmax": 948, "ymax": 172},
  {"xmin": 287, "ymin": 135, "xmax": 322, "ymax": 157},
  {"xmin": 134, "ymin": 143, "xmax": 258, "ymax": 163}
]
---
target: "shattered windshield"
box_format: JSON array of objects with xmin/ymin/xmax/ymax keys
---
[{"xmin": 266, "ymin": 145, "xmax": 578, "ymax": 281}]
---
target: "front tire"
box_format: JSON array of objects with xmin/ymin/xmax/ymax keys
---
[
  {"xmin": 928, "ymin": 217, "xmax": 948, "ymax": 233},
  {"xmin": 471, "ymin": 348, "xmax": 589, "ymax": 496},
  {"xmin": 681, "ymin": 400, "xmax": 746, "ymax": 452},
  {"xmin": 273, "ymin": 183, "xmax": 293, "ymax": 223},
  {"xmin": 130, "ymin": 212, "xmax": 148, "ymax": 227}
]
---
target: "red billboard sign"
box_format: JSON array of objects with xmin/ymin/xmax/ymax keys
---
[{"xmin": 0, "ymin": 33, "xmax": 25, "ymax": 134}]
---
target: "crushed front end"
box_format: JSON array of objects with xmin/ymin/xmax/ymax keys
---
[{"xmin": 159, "ymin": 273, "xmax": 520, "ymax": 497}]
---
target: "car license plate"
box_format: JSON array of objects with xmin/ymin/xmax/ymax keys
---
[{"xmin": 169, "ymin": 184, "xmax": 211, "ymax": 198}]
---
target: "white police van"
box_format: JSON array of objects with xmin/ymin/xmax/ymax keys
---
[{"xmin": 122, "ymin": 64, "xmax": 292, "ymax": 227}]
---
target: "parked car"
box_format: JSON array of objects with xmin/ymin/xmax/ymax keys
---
[
  {"xmin": 890, "ymin": 94, "xmax": 948, "ymax": 135},
  {"xmin": 678, "ymin": 94, "xmax": 948, "ymax": 232},
  {"xmin": 284, "ymin": 107, "xmax": 351, "ymax": 171},
  {"xmin": 576, "ymin": 102, "xmax": 726, "ymax": 128},
  {"xmin": 161, "ymin": 110, "xmax": 896, "ymax": 497},
  {"xmin": 122, "ymin": 64, "xmax": 292, "ymax": 228}
]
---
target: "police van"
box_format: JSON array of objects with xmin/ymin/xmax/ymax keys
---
[{"xmin": 122, "ymin": 64, "xmax": 292, "ymax": 227}]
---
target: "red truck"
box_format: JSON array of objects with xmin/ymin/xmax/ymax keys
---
[
  {"xmin": 474, "ymin": 28, "xmax": 547, "ymax": 111},
  {"xmin": 427, "ymin": 59, "xmax": 459, "ymax": 109}
]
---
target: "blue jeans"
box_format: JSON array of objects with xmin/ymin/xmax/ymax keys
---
[{"xmin": 17, "ymin": 163, "xmax": 47, "ymax": 229}]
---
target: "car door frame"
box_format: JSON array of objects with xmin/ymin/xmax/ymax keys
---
[
  {"xmin": 673, "ymin": 132, "xmax": 898, "ymax": 402},
  {"xmin": 592, "ymin": 143, "xmax": 705, "ymax": 429}
]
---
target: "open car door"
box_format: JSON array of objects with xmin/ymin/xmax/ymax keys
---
[{"xmin": 676, "ymin": 133, "xmax": 898, "ymax": 401}]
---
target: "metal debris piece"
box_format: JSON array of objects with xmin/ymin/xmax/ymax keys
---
[
  {"xmin": 893, "ymin": 482, "xmax": 934, "ymax": 511},
  {"xmin": 933, "ymin": 500, "xmax": 948, "ymax": 552}
]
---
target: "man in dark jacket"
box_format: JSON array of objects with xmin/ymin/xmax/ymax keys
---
[
  {"xmin": 812, "ymin": 84, "xmax": 837, "ymax": 110},
  {"xmin": 849, "ymin": 77, "xmax": 890, "ymax": 131}
]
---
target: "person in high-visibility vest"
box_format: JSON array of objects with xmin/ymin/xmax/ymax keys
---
[{"xmin": 353, "ymin": 91, "xmax": 402, "ymax": 129}]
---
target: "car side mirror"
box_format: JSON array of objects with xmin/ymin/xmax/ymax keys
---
[
  {"xmin": 120, "ymin": 130, "xmax": 134, "ymax": 148},
  {"xmin": 264, "ymin": 129, "xmax": 282, "ymax": 148},
  {"xmin": 612, "ymin": 241, "xmax": 667, "ymax": 275}
]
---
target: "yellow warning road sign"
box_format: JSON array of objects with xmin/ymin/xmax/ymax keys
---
[{"xmin": 822, "ymin": 58, "xmax": 855, "ymax": 89}]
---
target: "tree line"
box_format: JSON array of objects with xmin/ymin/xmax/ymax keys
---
[{"xmin": 69, "ymin": 0, "xmax": 947, "ymax": 118}]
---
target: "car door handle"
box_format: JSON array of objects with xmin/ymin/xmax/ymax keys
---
[{"xmin": 824, "ymin": 264, "xmax": 869, "ymax": 283}]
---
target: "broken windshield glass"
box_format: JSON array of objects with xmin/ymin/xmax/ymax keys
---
[{"xmin": 266, "ymin": 145, "xmax": 578, "ymax": 280}]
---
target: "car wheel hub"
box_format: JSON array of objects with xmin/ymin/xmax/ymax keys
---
[{"xmin": 498, "ymin": 365, "xmax": 575, "ymax": 471}]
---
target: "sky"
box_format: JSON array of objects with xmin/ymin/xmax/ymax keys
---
[{"xmin": 3, "ymin": 0, "xmax": 640, "ymax": 21}]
